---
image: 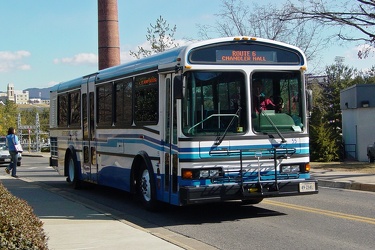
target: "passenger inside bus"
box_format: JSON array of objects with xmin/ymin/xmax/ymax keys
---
[{"xmin": 252, "ymin": 79, "xmax": 275, "ymax": 112}]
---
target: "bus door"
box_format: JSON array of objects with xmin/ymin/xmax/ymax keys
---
[
  {"xmin": 163, "ymin": 75, "xmax": 179, "ymax": 203},
  {"xmin": 82, "ymin": 74, "xmax": 98, "ymax": 183}
]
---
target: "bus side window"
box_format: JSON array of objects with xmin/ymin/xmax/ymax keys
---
[
  {"xmin": 58, "ymin": 94, "xmax": 68, "ymax": 127},
  {"xmin": 134, "ymin": 72, "xmax": 159, "ymax": 125}
]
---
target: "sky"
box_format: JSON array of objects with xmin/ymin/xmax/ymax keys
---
[{"xmin": 0, "ymin": 0, "xmax": 374, "ymax": 91}]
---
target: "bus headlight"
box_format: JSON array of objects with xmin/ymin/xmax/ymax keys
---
[
  {"xmin": 281, "ymin": 165, "xmax": 300, "ymax": 173},
  {"xmin": 200, "ymin": 169, "xmax": 221, "ymax": 178},
  {"xmin": 182, "ymin": 168, "xmax": 222, "ymax": 179}
]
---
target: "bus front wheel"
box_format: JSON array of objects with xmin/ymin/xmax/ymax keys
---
[
  {"xmin": 137, "ymin": 163, "xmax": 158, "ymax": 210},
  {"xmin": 241, "ymin": 198, "xmax": 263, "ymax": 205}
]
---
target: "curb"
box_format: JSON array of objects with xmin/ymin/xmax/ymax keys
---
[
  {"xmin": 318, "ymin": 180, "xmax": 375, "ymax": 192},
  {"xmin": 22, "ymin": 154, "xmax": 45, "ymax": 157},
  {"xmin": 21, "ymin": 152, "xmax": 50, "ymax": 158}
]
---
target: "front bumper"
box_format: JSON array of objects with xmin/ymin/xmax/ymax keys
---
[
  {"xmin": 0, "ymin": 158, "xmax": 11, "ymax": 164},
  {"xmin": 180, "ymin": 179, "xmax": 318, "ymax": 205},
  {"xmin": 0, "ymin": 156, "xmax": 21, "ymax": 165}
]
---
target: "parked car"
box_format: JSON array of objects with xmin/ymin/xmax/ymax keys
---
[{"xmin": 0, "ymin": 143, "xmax": 22, "ymax": 166}]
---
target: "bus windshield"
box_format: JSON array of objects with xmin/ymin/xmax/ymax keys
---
[
  {"xmin": 182, "ymin": 71, "xmax": 304, "ymax": 136},
  {"xmin": 182, "ymin": 71, "xmax": 247, "ymax": 136},
  {"xmin": 251, "ymin": 71, "xmax": 304, "ymax": 133}
]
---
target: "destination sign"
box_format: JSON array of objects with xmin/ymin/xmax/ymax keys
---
[
  {"xmin": 216, "ymin": 50, "xmax": 276, "ymax": 63},
  {"xmin": 135, "ymin": 73, "xmax": 158, "ymax": 86},
  {"xmin": 188, "ymin": 42, "xmax": 302, "ymax": 65}
]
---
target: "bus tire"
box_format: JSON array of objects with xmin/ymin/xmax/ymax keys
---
[
  {"xmin": 66, "ymin": 152, "xmax": 81, "ymax": 189},
  {"xmin": 137, "ymin": 162, "xmax": 158, "ymax": 211},
  {"xmin": 241, "ymin": 198, "xmax": 263, "ymax": 205}
]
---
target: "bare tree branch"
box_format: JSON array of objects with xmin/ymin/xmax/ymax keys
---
[
  {"xmin": 197, "ymin": 0, "xmax": 328, "ymax": 63},
  {"xmin": 130, "ymin": 16, "xmax": 179, "ymax": 59},
  {"xmin": 282, "ymin": 0, "xmax": 375, "ymax": 58}
]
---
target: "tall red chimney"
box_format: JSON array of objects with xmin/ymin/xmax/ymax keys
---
[{"xmin": 98, "ymin": 0, "xmax": 120, "ymax": 70}]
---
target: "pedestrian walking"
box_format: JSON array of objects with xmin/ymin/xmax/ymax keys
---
[{"xmin": 5, "ymin": 127, "xmax": 20, "ymax": 178}]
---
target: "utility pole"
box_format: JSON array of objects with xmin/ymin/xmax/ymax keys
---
[
  {"xmin": 17, "ymin": 113, "xmax": 42, "ymax": 152},
  {"xmin": 17, "ymin": 113, "xmax": 22, "ymax": 143},
  {"xmin": 36, "ymin": 113, "xmax": 40, "ymax": 152}
]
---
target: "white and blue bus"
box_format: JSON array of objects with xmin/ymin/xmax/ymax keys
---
[{"xmin": 49, "ymin": 36, "xmax": 318, "ymax": 210}]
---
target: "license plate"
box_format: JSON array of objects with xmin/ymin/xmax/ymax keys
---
[{"xmin": 299, "ymin": 182, "xmax": 316, "ymax": 192}]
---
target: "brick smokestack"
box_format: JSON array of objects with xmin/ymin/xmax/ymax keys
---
[{"xmin": 98, "ymin": 0, "xmax": 120, "ymax": 70}]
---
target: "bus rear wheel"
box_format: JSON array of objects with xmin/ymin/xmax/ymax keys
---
[{"xmin": 67, "ymin": 154, "xmax": 81, "ymax": 189}]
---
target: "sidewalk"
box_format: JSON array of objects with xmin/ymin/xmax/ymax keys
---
[
  {"xmin": 0, "ymin": 174, "xmax": 184, "ymax": 250},
  {"xmin": 311, "ymin": 168, "xmax": 375, "ymax": 192}
]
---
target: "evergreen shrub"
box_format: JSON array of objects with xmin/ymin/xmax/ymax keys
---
[{"xmin": 0, "ymin": 183, "xmax": 48, "ymax": 250}]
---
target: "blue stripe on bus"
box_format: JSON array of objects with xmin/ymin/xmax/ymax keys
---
[{"xmin": 95, "ymin": 135, "xmax": 309, "ymax": 159}]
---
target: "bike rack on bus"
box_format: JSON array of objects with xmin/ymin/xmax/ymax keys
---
[{"xmin": 209, "ymin": 147, "xmax": 296, "ymax": 195}]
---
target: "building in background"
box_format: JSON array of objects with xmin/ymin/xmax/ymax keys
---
[
  {"xmin": 0, "ymin": 92, "xmax": 7, "ymax": 105},
  {"xmin": 0, "ymin": 83, "xmax": 43, "ymax": 105},
  {"xmin": 340, "ymin": 84, "xmax": 375, "ymax": 161},
  {"xmin": 6, "ymin": 83, "xmax": 29, "ymax": 104}
]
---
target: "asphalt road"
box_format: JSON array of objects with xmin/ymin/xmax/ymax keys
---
[{"xmin": 11, "ymin": 156, "xmax": 375, "ymax": 250}]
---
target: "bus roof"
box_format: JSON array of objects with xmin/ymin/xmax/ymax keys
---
[
  {"xmin": 50, "ymin": 45, "xmax": 186, "ymax": 93},
  {"xmin": 50, "ymin": 36, "xmax": 306, "ymax": 93}
]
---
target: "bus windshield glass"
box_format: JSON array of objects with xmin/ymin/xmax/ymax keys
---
[
  {"xmin": 182, "ymin": 71, "xmax": 247, "ymax": 136},
  {"xmin": 251, "ymin": 71, "xmax": 304, "ymax": 133}
]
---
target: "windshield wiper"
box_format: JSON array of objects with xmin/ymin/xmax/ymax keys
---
[
  {"xmin": 214, "ymin": 107, "xmax": 241, "ymax": 146},
  {"xmin": 188, "ymin": 112, "xmax": 240, "ymax": 134},
  {"xmin": 260, "ymin": 110, "xmax": 287, "ymax": 143}
]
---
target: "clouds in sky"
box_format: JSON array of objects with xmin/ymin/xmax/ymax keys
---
[
  {"xmin": 53, "ymin": 53, "xmax": 98, "ymax": 66},
  {"xmin": 0, "ymin": 50, "xmax": 98, "ymax": 75},
  {"xmin": 1, "ymin": 37, "xmax": 190, "ymax": 76},
  {"xmin": 0, "ymin": 50, "xmax": 31, "ymax": 72}
]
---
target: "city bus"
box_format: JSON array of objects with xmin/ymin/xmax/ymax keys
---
[{"xmin": 49, "ymin": 36, "xmax": 318, "ymax": 210}]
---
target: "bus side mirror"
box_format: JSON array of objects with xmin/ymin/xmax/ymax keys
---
[
  {"xmin": 306, "ymin": 89, "xmax": 313, "ymax": 116},
  {"xmin": 174, "ymin": 75, "xmax": 183, "ymax": 99}
]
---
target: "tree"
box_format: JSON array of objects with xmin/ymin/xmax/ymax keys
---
[
  {"xmin": 197, "ymin": 0, "xmax": 328, "ymax": 62},
  {"xmin": 324, "ymin": 63, "xmax": 357, "ymax": 118},
  {"xmin": 355, "ymin": 65, "xmax": 375, "ymax": 84},
  {"xmin": 130, "ymin": 16, "xmax": 179, "ymax": 59},
  {"xmin": 310, "ymin": 114, "xmax": 340, "ymax": 161},
  {"xmin": 308, "ymin": 77, "xmax": 341, "ymax": 161},
  {"xmin": 282, "ymin": 0, "xmax": 375, "ymax": 58},
  {"xmin": 0, "ymin": 101, "xmax": 17, "ymax": 135},
  {"xmin": 308, "ymin": 77, "xmax": 339, "ymax": 161},
  {"xmin": 308, "ymin": 62, "xmax": 358, "ymax": 161}
]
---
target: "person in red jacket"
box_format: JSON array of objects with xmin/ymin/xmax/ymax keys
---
[{"xmin": 252, "ymin": 79, "xmax": 275, "ymax": 112}]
